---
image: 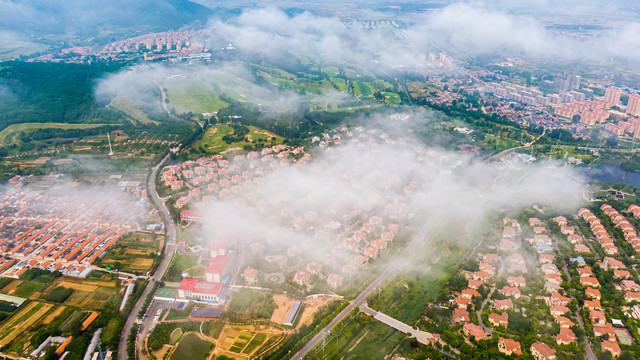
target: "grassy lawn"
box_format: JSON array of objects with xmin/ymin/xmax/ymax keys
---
[
  {"xmin": 190, "ymin": 124, "xmax": 283, "ymax": 155},
  {"xmin": 170, "ymin": 328, "xmax": 183, "ymax": 345},
  {"xmin": 174, "ymin": 254, "xmax": 199, "ymax": 271},
  {"xmin": 0, "ymin": 123, "xmax": 108, "ymax": 145},
  {"xmin": 354, "ymin": 81, "xmax": 373, "ymax": 97},
  {"xmin": 164, "ymin": 82, "xmax": 229, "ymax": 114},
  {"xmin": 314, "ymin": 315, "xmax": 406, "ymax": 360},
  {"xmin": 170, "ymin": 333, "xmax": 213, "ymax": 360},
  {"xmin": 330, "ymin": 77, "xmax": 348, "ymax": 91},
  {"xmin": 186, "ymin": 265, "xmax": 205, "ymax": 277},
  {"xmin": 227, "ymin": 289, "xmax": 276, "ymax": 320},
  {"xmin": 108, "ymin": 93, "xmax": 157, "ymax": 124},
  {"xmin": 382, "ymin": 92, "xmax": 402, "ymax": 105}
]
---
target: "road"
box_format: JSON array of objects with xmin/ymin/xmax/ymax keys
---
[
  {"xmin": 556, "ymin": 238, "xmax": 596, "ymax": 360},
  {"xmin": 156, "ymin": 84, "xmax": 203, "ymax": 129},
  {"xmin": 292, "ymin": 223, "xmax": 439, "ymax": 360},
  {"xmin": 360, "ymin": 305, "xmax": 460, "ymax": 359},
  {"xmin": 118, "ymin": 153, "xmax": 178, "ymax": 360},
  {"xmin": 486, "ymin": 143, "xmax": 640, "ymax": 162}
]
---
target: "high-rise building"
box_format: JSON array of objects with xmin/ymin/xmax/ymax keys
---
[
  {"xmin": 627, "ymin": 93, "xmax": 640, "ymax": 116},
  {"xmin": 604, "ymin": 87, "xmax": 622, "ymax": 108},
  {"xmin": 555, "ymin": 75, "xmax": 581, "ymax": 93},
  {"xmin": 569, "ymin": 91, "xmax": 586, "ymax": 102},
  {"xmin": 633, "ymin": 117, "xmax": 640, "ymax": 139}
]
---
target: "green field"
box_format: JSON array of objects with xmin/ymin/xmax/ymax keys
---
[
  {"xmin": 242, "ymin": 333, "xmax": 267, "ymax": 354},
  {"xmin": 96, "ymin": 232, "xmax": 162, "ymax": 275},
  {"xmin": 164, "ymin": 253, "xmax": 200, "ymax": 282},
  {"xmin": 190, "ymin": 124, "xmax": 284, "ymax": 155},
  {"xmin": 170, "ymin": 328, "xmax": 183, "ymax": 345},
  {"xmin": 330, "ymin": 77, "xmax": 349, "ymax": 91},
  {"xmin": 108, "ymin": 93, "xmax": 157, "ymax": 124},
  {"xmin": 382, "ymin": 92, "xmax": 402, "ymax": 105},
  {"xmin": 0, "ymin": 123, "xmax": 108, "ymax": 145},
  {"xmin": 12, "ymin": 280, "xmax": 45, "ymax": 298},
  {"xmin": 164, "ymin": 82, "xmax": 229, "ymax": 115},
  {"xmin": 312, "ymin": 315, "xmax": 406, "ymax": 359},
  {"xmin": 170, "ymin": 333, "xmax": 213, "ymax": 360},
  {"xmin": 354, "ymin": 81, "xmax": 373, "ymax": 97}
]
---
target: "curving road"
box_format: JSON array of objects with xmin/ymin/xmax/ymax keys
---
[{"xmin": 118, "ymin": 153, "xmax": 178, "ymax": 360}]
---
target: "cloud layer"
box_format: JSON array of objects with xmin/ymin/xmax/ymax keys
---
[
  {"xmin": 205, "ymin": 3, "xmax": 640, "ymax": 67},
  {"xmin": 192, "ymin": 120, "xmax": 585, "ymax": 278}
]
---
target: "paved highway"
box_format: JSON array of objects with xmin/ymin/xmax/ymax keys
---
[{"xmin": 118, "ymin": 153, "xmax": 177, "ymax": 360}]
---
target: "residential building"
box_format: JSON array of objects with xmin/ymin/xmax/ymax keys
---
[
  {"xmin": 498, "ymin": 337, "xmax": 522, "ymax": 356},
  {"xmin": 604, "ymin": 87, "xmax": 622, "ymax": 108},
  {"xmin": 531, "ymin": 342, "xmax": 556, "ymax": 360},
  {"xmin": 463, "ymin": 323, "xmax": 488, "ymax": 340}
]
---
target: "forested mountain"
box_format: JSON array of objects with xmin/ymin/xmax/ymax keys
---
[{"xmin": 1, "ymin": 0, "xmax": 215, "ymax": 42}]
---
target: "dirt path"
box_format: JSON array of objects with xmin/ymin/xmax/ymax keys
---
[{"xmin": 348, "ymin": 330, "xmax": 369, "ymax": 352}]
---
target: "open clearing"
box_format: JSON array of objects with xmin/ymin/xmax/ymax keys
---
[
  {"xmin": 270, "ymin": 294, "xmax": 295, "ymax": 324},
  {"xmin": 109, "ymin": 93, "xmax": 158, "ymax": 124},
  {"xmin": 164, "ymin": 82, "xmax": 229, "ymax": 115},
  {"xmin": 0, "ymin": 123, "xmax": 108, "ymax": 145},
  {"xmin": 270, "ymin": 294, "xmax": 333, "ymax": 328}
]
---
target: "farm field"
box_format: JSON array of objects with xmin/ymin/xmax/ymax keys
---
[
  {"xmin": 0, "ymin": 271, "xmax": 120, "ymax": 310},
  {"xmin": 0, "ymin": 123, "xmax": 108, "ymax": 145},
  {"xmin": 0, "ymin": 301, "xmax": 54, "ymax": 350},
  {"xmin": 0, "ymin": 270, "xmax": 130, "ymax": 355},
  {"xmin": 190, "ymin": 124, "xmax": 284, "ymax": 155},
  {"xmin": 97, "ymin": 232, "xmax": 163, "ymax": 275},
  {"xmin": 215, "ymin": 324, "xmax": 284, "ymax": 358},
  {"xmin": 170, "ymin": 333, "xmax": 213, "ymax": 360}
]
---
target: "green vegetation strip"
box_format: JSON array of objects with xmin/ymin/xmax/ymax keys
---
[{"xmin": 0, "ymin": 123, "xmax": 108, "ymax": 145}]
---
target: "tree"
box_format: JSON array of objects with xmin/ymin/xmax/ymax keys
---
[
  {"xmin": 598, "ymin": 351, "xmax": 613, "ymax": 360},
  {"xmin": 606, "ymin": 136, "xmax": 618, "ymax": 148},
  {"xmin": 619, "ymin": 352, "xmax": 634, "ymax": 360}
]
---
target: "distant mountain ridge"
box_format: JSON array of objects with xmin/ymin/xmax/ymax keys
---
[{"xmin": 1, "ymin": 0, "xmax": 216, "ymax": 42}]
